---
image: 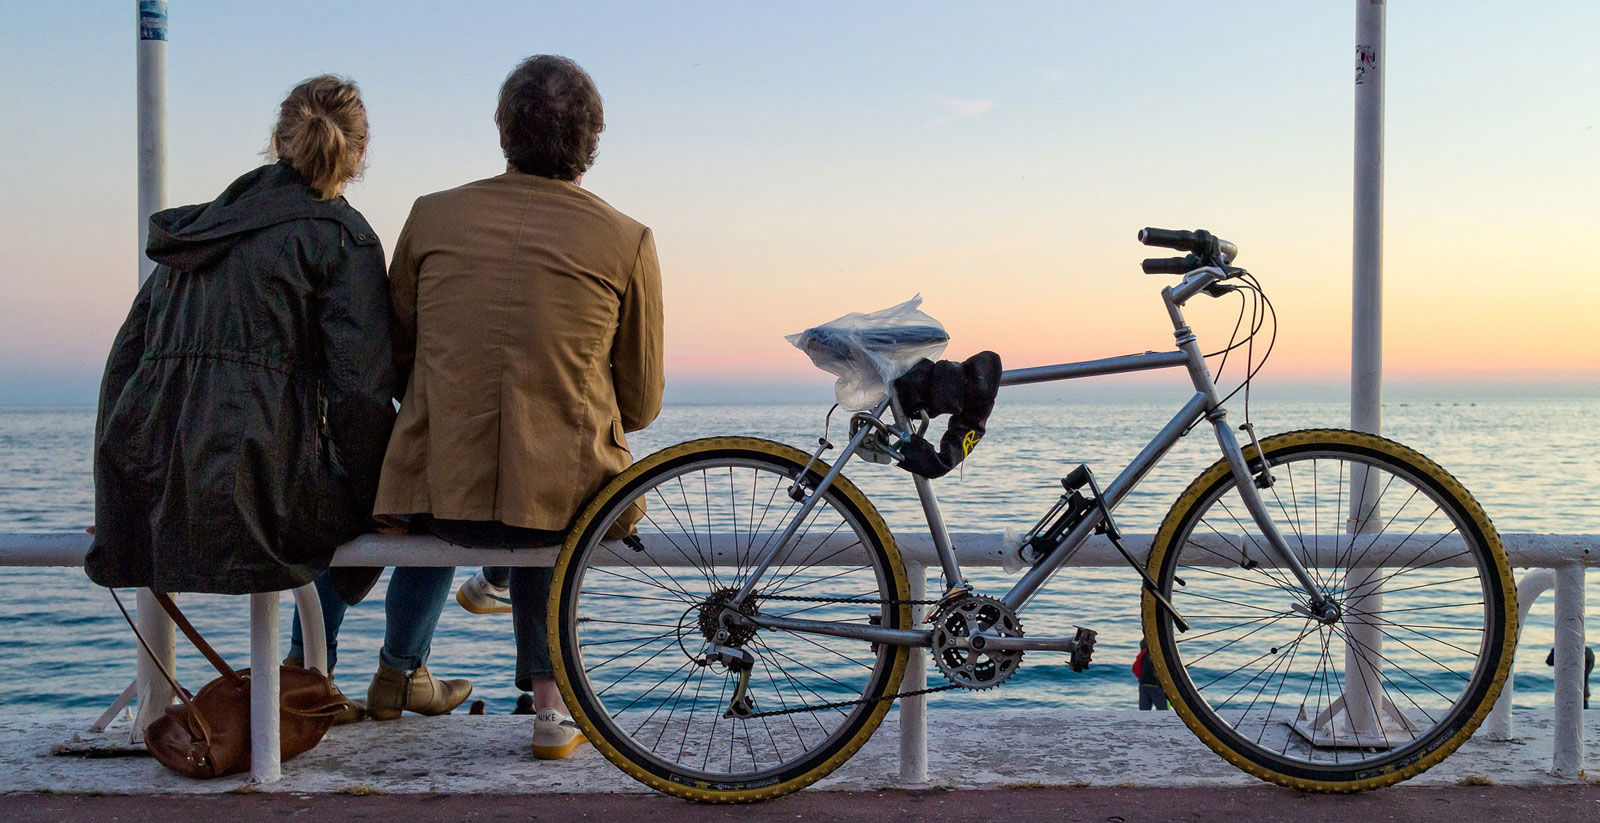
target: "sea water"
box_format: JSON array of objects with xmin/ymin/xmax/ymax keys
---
[{"xmin": 1, "ymin": 396, "xmax": 1596, "ymax": 716}]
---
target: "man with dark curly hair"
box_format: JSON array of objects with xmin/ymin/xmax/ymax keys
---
[{"xmin": 371, "ymin": 55, "xmax": 664, "ymax": 758}]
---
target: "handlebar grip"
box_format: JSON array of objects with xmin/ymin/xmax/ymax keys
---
[
  {"xmin": 1138, "ymin": 227, "xmax": 1238, "ymax": 264},
  {"xmin": 1142, "ymin": 256, "xmax": 1198, "ymax": 275},
  {"xmin": 1137, "ymin": 227, "xmax": 1204, "ymax": 253}
]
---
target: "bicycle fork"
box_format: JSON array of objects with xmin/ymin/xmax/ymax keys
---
[{"xmin": 1204, "ymin": 399, "xmax": 1338, "ymax": 622}]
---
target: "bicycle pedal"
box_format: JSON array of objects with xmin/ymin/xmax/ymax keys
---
[{"xmin": 1068, "ymin": 626, "xmax": 1097, "ymax": 672}]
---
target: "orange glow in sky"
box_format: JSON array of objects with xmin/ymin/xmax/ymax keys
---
[{"xmin": 2, "ymin": 2, "xmax": 1596, "ymax": 402}]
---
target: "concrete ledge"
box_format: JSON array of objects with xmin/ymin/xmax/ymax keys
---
[{"xmin": 7, "ymin": 709, "xmax": 1596, "ymax": 795}]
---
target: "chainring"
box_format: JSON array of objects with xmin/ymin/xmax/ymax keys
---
[{"xmin": 930, "ymin": 593, "xmax": 1025, "ymax": 690}]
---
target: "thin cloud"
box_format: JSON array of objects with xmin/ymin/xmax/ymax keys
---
[{"xmin": 921, "ymin": 97, "xmax": 995, "ymax": 128}]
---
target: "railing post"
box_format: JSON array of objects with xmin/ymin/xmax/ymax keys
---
[
  {"xmin": 249, "ymin": 591, "xmax": 282, "ymax": 783},
  {"xmin": 131, "ymin": 589, "xmax": 177, "ymax": 738},
  {"xmin": 898, "ymin": 561, "xmax": 928, "ymax": 785},
  {"xmin": 1551, "ymin": 563, "xmax": 1586, "ymax": 778},
  {"xmin": 1488, "ymin": 569, "xmax": 1555, "ymax": 740}
]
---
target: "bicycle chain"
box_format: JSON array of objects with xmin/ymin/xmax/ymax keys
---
[
  {"xmin": 742, "ymin": 682, "xmax": 961, "ymax": 718},
  {"xmin": 757, "ymin": 593, "xmax": 940, "ymax": 605},
  {"xmin": 734, "ymin": 591, "xmax": 959, "ymax": 718}
]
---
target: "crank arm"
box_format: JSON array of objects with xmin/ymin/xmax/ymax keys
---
[
  {"xmin": 955, "ymin": 633, "xmax": 1082, "ymax": 653},
  {"xmin": 743, "ymin": 613, "xmax": 932, "ymax": 648}
]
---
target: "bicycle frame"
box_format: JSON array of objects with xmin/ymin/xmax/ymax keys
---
[{"xmin": 735, "ymin": 265, "xmax": 1333, "ymax": 648}]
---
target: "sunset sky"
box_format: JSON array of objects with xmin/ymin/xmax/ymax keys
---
[{"xmin": 2, "ymin": 1, "xmax": 1596, "ymax": 404}]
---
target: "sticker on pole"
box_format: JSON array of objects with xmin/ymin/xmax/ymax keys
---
[
  {"xmin": 139, "ymin": 1, "xmax": 168, "ymax": 42},
  {"xmin": 1355, "ymin": 43, "xmax": 1378, "ymax": 85}
]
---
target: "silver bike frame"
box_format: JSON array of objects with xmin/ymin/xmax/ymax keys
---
[{"xmin": 737, "ymin": 266, "xmax": 1328, "ymax": 645}]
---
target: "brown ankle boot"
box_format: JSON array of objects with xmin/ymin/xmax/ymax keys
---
[{"xmin": 365, "ymin": 662, "xmax": 472, "ymax": 721}]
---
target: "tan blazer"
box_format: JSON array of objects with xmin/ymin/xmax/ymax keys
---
[{"xmin": 373, "ymin": 171, "xmax": 663, "ymax": 531}]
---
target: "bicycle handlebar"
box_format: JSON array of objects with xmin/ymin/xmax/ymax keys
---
[{"xmin": 1138, "ymin": 227, "xmax": 1237, "ymax": 264}]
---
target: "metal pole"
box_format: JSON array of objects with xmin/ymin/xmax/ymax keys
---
[
  {"xmin": 1353, "ymin": 1, "xmax": 1384, "ymax": 434},
  {"xmin": 898, "ymin": 562, "xmax": 928, "ymax": 785},
  {"xmin": 1338, "ymin": 0, "xmax": 1386, "ymax": 742},
  {"xmin": 130, "ymin": 1, "xmax": 175, "ymax": 740},
  {"xmin": 136, "ymin": 1, "xmax": 167, "ymax": 288}
]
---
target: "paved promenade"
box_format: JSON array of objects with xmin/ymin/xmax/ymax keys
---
[
  {"xmin": 5, "ymin": 786, "xmax": 1600, "ymax": 823},
  {"xmin": 3, "ymin": 708, "xmax": 1595, "ymax": 795}
]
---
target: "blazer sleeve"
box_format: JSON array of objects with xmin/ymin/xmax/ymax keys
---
[
  {"xmin": 612, "ymin": 227, "xmax": 664, "ymax": 432},
  {"xmin": 388, "ymin": 204, "xmax": 421, "ymax": 398},
  {"xmin": 317, "ymin": 227, "xmax": 399, "ymax": 508}
]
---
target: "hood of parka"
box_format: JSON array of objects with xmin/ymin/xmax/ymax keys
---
[{"xmin": 146, "ymin": 160, "xmax": 363, "ymax": 271}]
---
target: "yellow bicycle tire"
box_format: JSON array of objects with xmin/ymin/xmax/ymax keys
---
[
  {"xmin": 549, "ymin": 437, "xmax": 911, "ymax": 803},
  {"xmin": 1142, "ymin": 429, "xmax": 1516, "ymax": 792}
]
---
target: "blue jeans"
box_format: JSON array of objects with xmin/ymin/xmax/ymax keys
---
[
  {"xmin": 424, "ymin": 517, "xmax": 560, "ymax": 692},
  {"xmin": 289, "ymin": 566, "xmax": 456, "ymax": 673}
]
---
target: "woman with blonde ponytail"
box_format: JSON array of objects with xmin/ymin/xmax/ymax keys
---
[
  {"xmin": 272, "ymin": 75, "xmax": 367, "ymax": 199},
  {"xmin": 88, "ymin": 76, "xmax": 448, "ymax": 720}
]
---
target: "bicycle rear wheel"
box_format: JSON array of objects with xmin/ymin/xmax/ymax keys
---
[
  {"xmin": 550, "ymin": 437, "xmax": 911, "ymax": 802},
  {"xmin": 1143, "ymin": 429, "xmax": 1515, "ymax": 791}
]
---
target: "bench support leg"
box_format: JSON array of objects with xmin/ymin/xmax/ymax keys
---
[{"xmin": 250, "ymin": 591, "xmax": 282, "ymax": 784}]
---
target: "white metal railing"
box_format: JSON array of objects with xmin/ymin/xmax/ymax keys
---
[{"xmin": 0, "ymin": 530, "xmax": 1592, "ymax": 784}]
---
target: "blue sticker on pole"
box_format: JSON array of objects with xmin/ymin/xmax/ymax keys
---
[{"xmin": 139, "ymin": 1, "xmax": 168, "ymax": 41}]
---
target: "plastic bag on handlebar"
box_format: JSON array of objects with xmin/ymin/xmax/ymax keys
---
[{"xmin": 786, "ymin": 295, "xmax": 950, "ymax": 411}]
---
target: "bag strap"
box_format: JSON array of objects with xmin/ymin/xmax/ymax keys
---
[
  {"xmin": 148, "ymin": 591, "xmax": 244, "ymax": 686},
  {"xmin": 108, "ymin": 588, "xmax": 199, "ymax": 713}
]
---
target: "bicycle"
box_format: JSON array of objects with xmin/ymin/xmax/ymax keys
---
[{"xmin": 547, "ymin": 228, "xmax": 1516, "ymax": 801}]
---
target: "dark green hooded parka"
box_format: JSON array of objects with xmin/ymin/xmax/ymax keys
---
[{"xmin": 87, "ymin": 162, "xmax": 396, "ymax": 593}]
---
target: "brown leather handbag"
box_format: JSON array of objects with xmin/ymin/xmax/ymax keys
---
[{"xmin": 112, "ymin": 590, "xmax": 352, "ymax": 778}]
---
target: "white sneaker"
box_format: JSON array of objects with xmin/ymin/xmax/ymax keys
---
[
  {"xmin": 455, "ymin": 571, "xmax": 512, "ymax": 614},
  {"xmin": 531, "ymin": 708, "xmax": 587, "ymax": 760}
]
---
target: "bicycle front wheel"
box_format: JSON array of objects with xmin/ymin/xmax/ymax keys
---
[
  {"xmin": 1143, "ymin": 429, "xmax": 1515, "ymax": 791},
  {"xmin": 550, "ymin": 437, "xmax": 911, "ymax": 802}
]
